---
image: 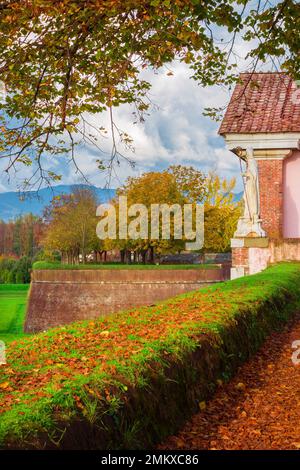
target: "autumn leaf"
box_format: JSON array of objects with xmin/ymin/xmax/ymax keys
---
[
  {"xmin": 100, "ymin": 331, "xmax": 110, "ymax": 337},
  {"xmin": 235, "ymin": 382, "xmax": 246, "ymax": 391},
  {"xmin": 0, "ymin": 382, "xmax": 10, "ymax": 390}
]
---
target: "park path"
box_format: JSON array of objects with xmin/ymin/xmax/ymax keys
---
[{"xmin": 159, "ymin": 313, "xmax": 300, "ymax": 450}]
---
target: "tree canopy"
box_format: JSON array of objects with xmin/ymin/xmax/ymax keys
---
[
  {"xmin": 43, "ymin": 187, "xmax": 103, "ymax": 263},
  {"xmin": 102, "ymin": 166, "xmax": 241, "ymax": 260},
  {"xmin": 0, "ymin": 0, "xmax": 298, "ymax": 187}
]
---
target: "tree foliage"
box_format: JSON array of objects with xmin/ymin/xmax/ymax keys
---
[
  {"xmin": 204, "ymin": 172, "xmax": 241, "ymax": 252},
  {"xmin": 104, "ymin": 166, "xmax": 240, "ymax": 259},
  {"xmin": 0, "ymin": 255, "xmax": 32, "ymax": 283},
  {"xmin": 105, "ymin": 169, "xmax": 188, "ymax": 262},
  {"xmin": 43, "ymin": 187, "xmax": 104, "ymax": 263},
  {"xmin": 0, "ymin": 0, "xmax": 298, "ymax": 186},
  {"xmin": 0, "ymin": 213, "xmax": 43, "ymax": 258}
]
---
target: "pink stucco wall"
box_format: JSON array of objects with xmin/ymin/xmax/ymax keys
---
[
  {"xmin": 283, "ymin": 150, "xmax": 300, "ymax": 238},
  {"xmin": 248, "ymin": 247, "xmax": 270, "ymax": 275}
]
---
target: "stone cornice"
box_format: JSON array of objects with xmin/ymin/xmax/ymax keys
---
[
  {"xmin": 234, "ymin": 148, "xmax": 293, "ymax": 161},
  {"xmin": 223, "ymin": 133, "xmax": 300, "ymax": 159}
]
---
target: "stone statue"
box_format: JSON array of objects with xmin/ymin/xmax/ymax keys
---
[
  {"xmin": 243, "ymin": 147, "xmax": 260, "ymax": 221},
  {"xmin": 234, "ymin": 147, "xmax": 266, "ymax": 237}
]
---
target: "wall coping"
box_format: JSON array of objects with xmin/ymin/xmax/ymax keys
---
[{"xmin": 31, "ymin": 267, "xmax": 226, "ymax": 283}]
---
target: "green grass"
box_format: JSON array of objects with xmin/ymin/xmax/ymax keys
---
[
  {"xmin": 0, "ymin": 285, "xmax": 29, "ymax": 344},
  {"xmin": 32, "ymin": 261, "xmax": 220, "ymax": 270},
  {"xmin": 1, "ymin": 263, "xmax": 300, "ymax": 449}
]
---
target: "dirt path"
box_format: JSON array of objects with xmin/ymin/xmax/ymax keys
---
[{"xmin": 159, "ymin": 313, "xmax": 300, "ymax": 450}]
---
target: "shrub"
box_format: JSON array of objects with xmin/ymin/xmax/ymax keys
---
[{"xmin": 0, "ymin": 256, "xmax": 32, "ymax": 284}]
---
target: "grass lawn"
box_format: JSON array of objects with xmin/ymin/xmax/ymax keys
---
[
  {"xmin": 32, "ymin": 261, "xmax": 220, "ymax": 270},
  {"xmin": 0, "ymin": 285, "xmax": 29, "ymax": 344}
]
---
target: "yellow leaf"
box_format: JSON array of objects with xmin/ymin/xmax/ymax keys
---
[
  {"xmin": 199, "ymin": 401, "xmax": 206, "ymax": 411},
  {"xmin": 235, "ymin": 382, "xmax": 246, "ymax": 391},
  {"xmin": 100, "ymin": 330, "xmax": 110, "ymax": 337},
  {"xmin": 0, "ymin": 382, "xmax": 9, "ymax": 389}
]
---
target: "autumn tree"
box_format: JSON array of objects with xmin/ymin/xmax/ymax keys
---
[
  {"xmin": 0, "ymin": 214, "xmax": 43, "ymax": 257},
  {"xmin": 166, "ymin": 167, "xmax": 241, "ymax": 252},
  {"xmin": 0, "ymin": 1, "xmax": 298, "ymax": 186},
  {"xmin": 43, "ymin": 187, "xmax": 104, "ymax": 263},
  {"xmin": 107, "ymin": 170, "xmax": 186, "ymax": 263},
  {"xmin": 167, "ymin": 165, "xmax": 207, "ymax": 204},
  {"xmin": 204, "ymin": 172, "xmax": 241, "ymax": 252},
  {"xmin": 102, "ymin": 165, "xmax": 242, "ymax": 260}
]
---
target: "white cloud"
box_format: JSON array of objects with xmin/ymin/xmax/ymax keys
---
[{"xmin": 0, "ymin": 61, "xmax": 243, "ymax": 193}]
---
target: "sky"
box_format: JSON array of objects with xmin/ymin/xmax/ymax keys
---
[{"xmin": 0, "ymin": 62, "xmax": 242, "ymax": 193}]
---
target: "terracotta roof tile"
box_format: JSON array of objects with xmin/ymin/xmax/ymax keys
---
[{"xmin": 219, "ymin": 72, "xmax": 300, "ymax": 134}]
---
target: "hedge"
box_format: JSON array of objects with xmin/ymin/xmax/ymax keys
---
[
  {"xmin": 0, "ymin": 257, "xmax": 31, "ymax": 284},
  {"xmin": 1, "ymin": 262, "xmax": 300, "ymax": 449},
  {"xmin": 32, "ymin": 261, "xmax": 219, "ymax": 270}
]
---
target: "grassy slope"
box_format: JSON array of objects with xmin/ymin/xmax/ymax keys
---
[
  {"xmin": 1, "ymin": 263, "xmax": 300, "ymax": 449},
  {"xmin": 0, "ymin": 285, "xmax": 29, "ymax": 344},
  {"xmin": 32, "ymin": 261, "xmax": 220, "ymax": 270}
]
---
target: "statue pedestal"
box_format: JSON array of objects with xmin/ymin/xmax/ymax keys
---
[
  {"xmin": 234, "ymin": 216, "xmax": 266, "ymax": 238},
  {"xmin": 231, "ymin": 236, "xmax": 269, "ymax": 279}
]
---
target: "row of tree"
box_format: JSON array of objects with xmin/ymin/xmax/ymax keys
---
[
  {"xmin": 0, "ymin": 214, "xmax": 43, "ymax": 258},
  {"xmin": 0, "ymin": 215, "xmax": 44, "ymax": 283},
  {"xmin": 0, "ymin": 166, "xmax": 241, "ymax": 270},
  {"xmin": 42, "ymin": 166, "xmax": 241, "ymax": 264}
]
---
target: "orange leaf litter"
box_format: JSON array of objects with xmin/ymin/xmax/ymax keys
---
[{"xmin": 159, "ymin": 313, "xmax": 300, "ymax": 450}]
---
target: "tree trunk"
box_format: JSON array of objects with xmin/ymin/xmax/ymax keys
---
[{"xmin": 150, "ymin": 246, "xmax": 154, "ymax": 263}]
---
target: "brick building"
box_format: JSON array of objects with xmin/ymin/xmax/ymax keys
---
[{"xmin": 219, "ymin": 72, "xmax": 300, "ymax": 278}]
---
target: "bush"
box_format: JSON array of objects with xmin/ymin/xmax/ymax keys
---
[
  {"xmin": 6, "ymin": 271, "xmax": 15, "ymax": 284},
  {"xmin": 15, "ymin": 272, "xmax": 24, "ymax": 284},
  {"xmin": 0, "ymin": 258, "xmax": 16, "ymax": 284},
  {"xmin": 33, "ymin": 249, "xmax": 61, "ymax": 263},
  {"xmin": 0, "ymin": 256, "xmax": 32, "ymax": 284},
  {"xmin": 14, "ymin": 256, "xmax": 32, "ymax": 283}
]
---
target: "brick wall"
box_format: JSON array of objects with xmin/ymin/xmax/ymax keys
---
[
  {"xmin": 232, "ymin": 238, "xmax": 300, "ymax": 279},
  {"xmin": 24, "ymin": 268, "xmax": 229, "ymax": 333},
  {"xmin": 232, "ymin": 247, "xmax": 249, "ymax": 273},
  {"xmin": 257, "ymin": 159, "xmax": 283, "ymax": 238}
]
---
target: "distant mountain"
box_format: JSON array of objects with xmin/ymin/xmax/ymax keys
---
[
  {"xmin": 0, "ymin": 185, "xmax": 243, "ymax": 221},
  {"xmin": 0, "ymin": 185, "xmax": 116, "ymax": 221},
  {"xmin": 233, "ymin": 191, "xmax": 243, "ymax": 202}
]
